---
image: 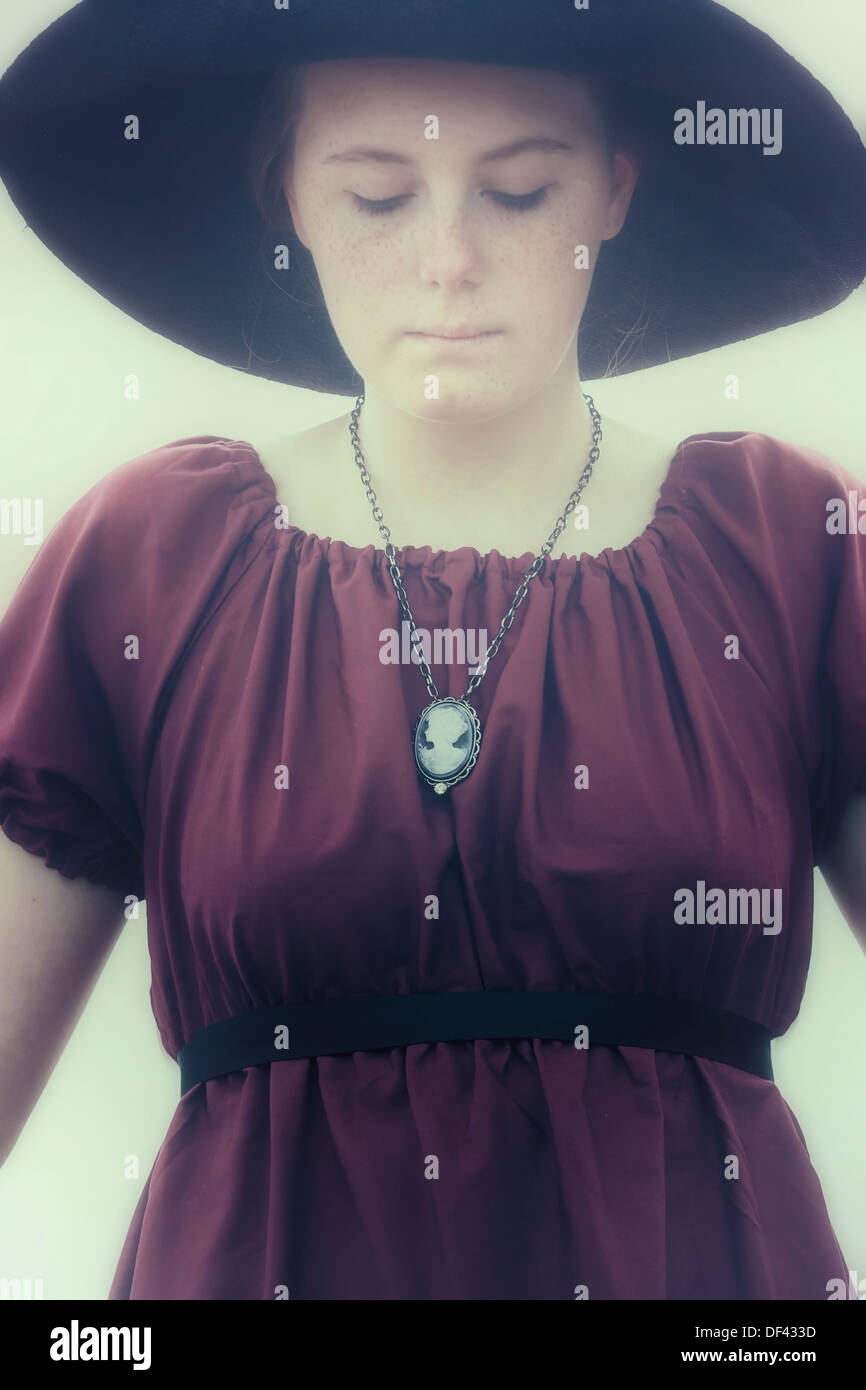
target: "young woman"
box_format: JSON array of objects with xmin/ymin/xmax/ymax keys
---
[{"xmin": 0, "ymin": 0, "xmax": 864, "ymax": 1301}]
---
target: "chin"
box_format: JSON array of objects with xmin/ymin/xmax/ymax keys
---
[
  {"xmin": 403, "ymin": 391, "xmax": 519, "ymax": 423},
  {"xmin": 383, "ymin": 370, "xmax": 535, "ymax": 422}
]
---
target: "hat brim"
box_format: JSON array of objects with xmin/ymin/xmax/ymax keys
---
[{"xmin": 1, "ymin": 0, "xmax": 864, "ymax": 392}]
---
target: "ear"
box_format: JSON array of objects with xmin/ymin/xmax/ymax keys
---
[{"xmin": 601, "ymin": 149, "xmax": 640, "ymax": 241}]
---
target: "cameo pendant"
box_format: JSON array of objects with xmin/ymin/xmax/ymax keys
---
[{"xmin": 411, "ymin": 696, "xmax": 482, "ymax": 795}]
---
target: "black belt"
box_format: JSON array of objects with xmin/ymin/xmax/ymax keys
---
[{"xmin": 177, "ymin": 990, "xmax": 774, "ymax": 1094}]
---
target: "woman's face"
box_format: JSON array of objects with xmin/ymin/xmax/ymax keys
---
[{"xmin": 284, "ymin": 57, "xmax": 638, "ymax": 420}]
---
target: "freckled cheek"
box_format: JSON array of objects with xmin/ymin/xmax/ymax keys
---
[
  {"xmin": 305, "ymin": 231, "xmax": 400, "ymax": 341},
  {"xmin": 311, "ymin": 218, "xmax": 404, "ymax": 296},
  {"xmin": 504, "ymin": 218, "xmax": 593, "ymax": 318},
  {"xmin": 307, "ymin": 204, "xmax": 594, "ymax": 320}
]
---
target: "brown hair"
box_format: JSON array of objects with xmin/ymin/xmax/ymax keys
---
[{"xmin": 248, "ymin": 64, "xmax": 306, "ymax": 230}]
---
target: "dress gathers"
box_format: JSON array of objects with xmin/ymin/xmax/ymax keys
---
[{"xmin": 0, "ymin": 428, "xmax": 863, "ymax": 1300}]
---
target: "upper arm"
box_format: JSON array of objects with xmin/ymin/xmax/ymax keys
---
[
  {"xmin": 817, "ymin": 790, "xmax": 866, "ymax": 954},
  {"xmin": 0, "ymin": 828, "xmax": 128, "ymax": 1166}
]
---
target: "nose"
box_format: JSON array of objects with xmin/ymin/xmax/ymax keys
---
[{"xmin": 414, "ymin": 197, "xmax": 484, "ymax": 289}]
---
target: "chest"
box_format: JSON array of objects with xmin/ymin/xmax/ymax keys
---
[
  {"xmin": 149, "ymin": 547, "xmax": 806, "ymax": 997},
  {"xmin": 257, "ymin": 428, "xmax": 682, "ymax": 562}
]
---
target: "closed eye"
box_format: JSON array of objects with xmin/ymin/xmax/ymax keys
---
[{"xmin": 349, "ymin": 187, "xmax": 552, "ymax": 216}]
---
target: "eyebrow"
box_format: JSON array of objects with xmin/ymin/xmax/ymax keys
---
[{"xmin": 321, "ymin": 136, "xmax": 574, "ymax": 166}]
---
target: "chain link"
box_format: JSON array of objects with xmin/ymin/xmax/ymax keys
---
[{"xmin": 348, "ymin": 391, "xmax": 603, "ymax": 703}]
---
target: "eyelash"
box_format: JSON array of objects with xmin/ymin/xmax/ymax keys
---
[{"xmin": 350, "ymin": 187, "xmax": 551, "ymax": 216}]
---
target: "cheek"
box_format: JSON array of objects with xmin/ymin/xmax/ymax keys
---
[
  {"xmin": 548, "ymin": 184, "xmax": 609, "ymax": 312},
  {"xmin": 503, "ymin": 210, "xmax": 599, "ymax": 321},
  {"xmin": 304, "ymin": 235, "xmax": 402, "ymax": 366},
  {"xmin": 306, "ymin": 207, "xmax": 400, "ymax": 303}
]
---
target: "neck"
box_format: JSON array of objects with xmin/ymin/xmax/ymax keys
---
[{"xmin": 349, "ymin": 357, "xmax": 600, "ymax": 547}]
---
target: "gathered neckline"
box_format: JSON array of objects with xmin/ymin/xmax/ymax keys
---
[{"xmin": 233, "ymin": 434, "xmax": 696, "ymax": 577}]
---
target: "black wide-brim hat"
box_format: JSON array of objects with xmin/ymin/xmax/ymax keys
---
[{"xmin": 1, "ymin": 0, "xmax": 864, "ymax": 394}]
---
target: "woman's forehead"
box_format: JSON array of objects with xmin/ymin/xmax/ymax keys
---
[
  {"xmin": 294, "ymin": 58, "xmax": 599, "ymax": 145},
  {"xmin": 297, "ymin": 56, "xmax": 594, "ymax": 112}
]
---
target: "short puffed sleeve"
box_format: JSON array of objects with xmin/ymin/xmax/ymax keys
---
[
  {"xmin": 0, "ymin": 435, "xmax": 271, "ymax": 899},
  {"xmin": 662, "ymin": 430, "xmax": 866, "ymax": 868},
  {"xmin": 809, "ymin": 458, "xmax": 866, "ymax": 864}
]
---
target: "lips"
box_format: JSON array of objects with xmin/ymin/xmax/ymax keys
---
[{"xmin": 410, "ymin": 326, "xmax": 496, "ymax": 338}]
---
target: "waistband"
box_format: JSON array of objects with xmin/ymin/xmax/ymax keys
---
[{"xmin": 176, "ymin": 990, "xmax": 774, "ymax": 1094}]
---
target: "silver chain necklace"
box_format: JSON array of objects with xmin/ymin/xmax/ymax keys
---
[{"xmin": 348, "ymin": 391, "xmax": 602, "ymax": 796}]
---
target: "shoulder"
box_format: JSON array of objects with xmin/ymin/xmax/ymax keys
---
[
  {"xmin": 666, "ymin": 431, "xmax": 866, "ymax": 654},
  {"xmin": 676, "ymin": 428, "xmax": 864, "ymax": 503},
  {"xmin": 2, "ymin": 435, "xmax": 277, "ymax": 655},
  {"xmin": 256, "ymin": 417, "xmax": 344, "ymax": 490},
  {"xmin": 70, "ymin": 434, "xmax": 269, "ymax": 524},
  {"xmin": 672, "ymin": 429, "xmax": 864, "ymax": 559},
  {"xmin": 34, "ymin": 435, "xmax": 274, "ymax": 579},
  {"xmin": 0, "ymin": 433, "xmax": 277, "ymax": 740}
]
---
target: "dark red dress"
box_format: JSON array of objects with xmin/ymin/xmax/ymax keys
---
[{"xmin": 0, "ymin": 428, "xmax": 863, "ymax": 1300}]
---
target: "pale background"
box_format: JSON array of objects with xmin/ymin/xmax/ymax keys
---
[{"xmin": 0, "ymin": 0, "xmax": 864, "ymax": 1299}]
